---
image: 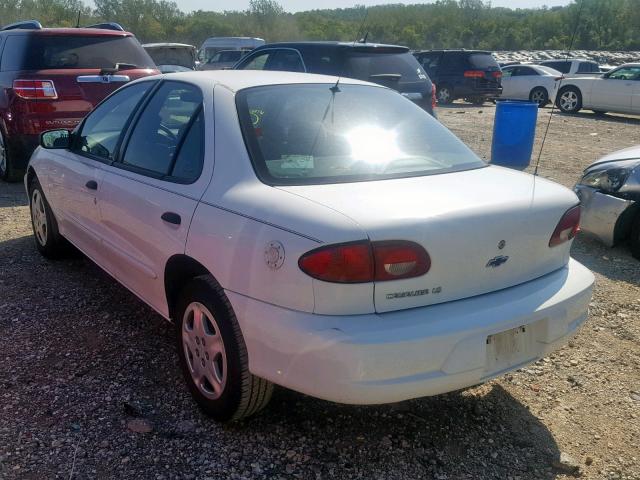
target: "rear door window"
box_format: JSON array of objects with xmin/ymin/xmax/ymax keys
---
[
  {"xmin": 0, "ymin": 34, "xmax": 155, "ymax": 71},
  {"xmin": 542, "ymin": 61, "xmax": 571, "ymax": 74},
  {"xmin": 577, "ymin": 62, "xmax": 599, "ymax": 73},
  {"xmin": 514, "ymin": 66, "xmax": 538, "ymax": 76},
  {"xmin": 75, "ymin": 81, "xmax": 154, "ymax": 161}
]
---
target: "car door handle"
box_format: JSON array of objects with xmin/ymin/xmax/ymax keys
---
[
  {"xmin": 85, "ymin": 180, "xmax": 98, "ymax": 190},
  {"xmin": 161, "ymin": 212, "xmax": 181, "ymax": 225}
]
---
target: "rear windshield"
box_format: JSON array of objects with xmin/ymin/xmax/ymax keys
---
[
  {"xmin": 1, "ymin": 35, "xmax": 155, "ymax": 71},
  {"xmin": 345, "ymin": 52, "xmax": 429, "ymax": 83},
  {"xmin": 236, "ymin": 84, "xmax": 485, "ymax": 186},
  {"xmin": 468, "ymin": 53, "xmax": 499, "ymax": 69}
]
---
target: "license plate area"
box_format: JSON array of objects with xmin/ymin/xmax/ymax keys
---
[{"xmin": 485, "ymin": 325, "xmax": 533, "ymax": 374}]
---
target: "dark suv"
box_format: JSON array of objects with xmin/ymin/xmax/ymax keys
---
[
  {"xmin": 234, "ymin": 42, "xmax": 436, "ymax": 117},
  {"xmin": 0, "ymin": 21, "xmax": 159, "ymax": 181},
  {"xmin": 413, "ymin": 50, "xmax": 502, "ymax": 105}
]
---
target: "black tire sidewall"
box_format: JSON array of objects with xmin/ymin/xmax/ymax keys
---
[{"xmin": 174, "ymin": 277, "xmax": 245, "ymax": 421}]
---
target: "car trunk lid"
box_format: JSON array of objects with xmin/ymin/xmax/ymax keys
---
[{"xmin": 280, "ymin": 166, "xmax": 578, "ymax": 313}]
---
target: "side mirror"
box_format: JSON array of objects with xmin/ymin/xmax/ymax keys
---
[{"xmin": 40, "ymin": 129, "xmax": 70, "ymax": 149}]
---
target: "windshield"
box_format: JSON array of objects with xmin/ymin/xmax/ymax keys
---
[
  {"xmin": 0, "ymin": 35, "xmax": 155, "ymax": 71},
  {"xmin": 236, "ymin": 84, "xmax": 485, "ymax": 186}
]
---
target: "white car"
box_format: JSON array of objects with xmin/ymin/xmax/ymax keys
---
[
  {"xmin": 556, "ymin": 63, "xmax": 640, "ymax": 115},
  {"xmin": 25, "ymin": 71, "xmax": 594, "ymax": 422},
  {"xmin": 500, "ymin": 64, "xmax": 563, "ymax": 106}
]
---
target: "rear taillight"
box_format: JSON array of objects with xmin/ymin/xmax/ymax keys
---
[
  {"xmin": 298, "ymin": 240, "xmax": 430, "ymax": 283},
  {"xmin": 463, "ymin": 70, "xmax": 485, "ymax": 78},
  {"xmin": 549, "ymin": 205, "xmax": 581, "ymax": 247},
  {"xmin": 431, "ymin": 83, "xmax": 437, "ymax": 108},
  {"xmin": 12, "ymin": 79, "xmax": 58, "ymax": 100},
  {"xmin": 492, "ymin": 71, "xmax": 502, "ymax": 78}
]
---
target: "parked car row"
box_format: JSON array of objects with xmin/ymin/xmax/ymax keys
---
[{"xmin": 0, "ymin": 20, "xmax": 159, "ymax": 181}]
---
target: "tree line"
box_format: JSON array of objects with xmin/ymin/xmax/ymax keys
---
[{"xmin": 1, "ymin": 0, "xmax": 639, "ymax": 51}]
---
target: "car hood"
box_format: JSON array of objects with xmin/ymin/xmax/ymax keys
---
[{"xmin": 588, "ymin": 144, "xmax": 640, "ymax": 169}]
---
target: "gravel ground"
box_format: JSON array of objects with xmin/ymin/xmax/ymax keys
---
[{"xmin": 1, "ymin": 105, "xmax": 639, "ymax": 480}]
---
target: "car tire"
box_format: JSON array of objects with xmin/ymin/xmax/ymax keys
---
[
  {"xmin": 0, "ymin": 131, "xmax": 20, "ymax": 183},
  {"xmin": 28, "ymin": 176, "xmax": 68, "ymax": 259},
  {"xmin": 529, "ymin": 87, "xmax": 549, "ymax": 107},
  {"xmin": 436, "ymin": 85, "xmax": 454, "ymax": 105},
  {"xmin": 175, "ymin": 275, "xmax": 274, "ymax": 422},
  {"xmin": 556, "ymin": 86, "xmax": 582, "ymax": 113},
  {"xmin": 630, "ymin": 215, "xmax": 640, "ymax": 261}
]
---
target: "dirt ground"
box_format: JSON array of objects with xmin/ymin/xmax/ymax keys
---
[{"xmin": 0, "ymin": 104, "xmax": 639, "ymax": 480}]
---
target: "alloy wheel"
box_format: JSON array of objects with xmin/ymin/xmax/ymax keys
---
[
  {"xmin": 437, "ymin": 87, "xmax": 451, "ymax": 104},
  {"xmin": 531, "ymin": 89, "xmax": 546, "ymax": 105},
  {"xmin": 560, "ymin": 91, "xmax": 578, "ymax": 111},
  {"xmin": 182, "ymin": 302, "xmax": 227, "ymax": 400},
  {"xmin": 31, "ymin": 189, "xmax": 48, "ymax": 246}
]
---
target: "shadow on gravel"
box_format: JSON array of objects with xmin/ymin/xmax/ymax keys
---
[
  {"xmin": 230, "ymin": 384, "xmax": 563, "ymax": 479},
  {"xmin": 0, "ymin": 179, "xmax": 28, "ymax": 207},
  {"xmin": 572, "ymin": 236, "xmax": 640, "ymax": 286},
  {"xmin": 556, "ymin": 111, "xmax": 640, "ymax": 125},
  {"xmin": 0, "ymin": 231, "xmax": 565, "ymax": 479}
]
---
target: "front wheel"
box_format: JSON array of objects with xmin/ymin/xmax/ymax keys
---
[
  {"xmin": 175, "ymin": 275, "xmax": 273, "ymax": 422},
  {"xmin": 529, "ymin": 87, "xmax": 549, "ymax": 107},
  {"xmin": 556, "ymin": 87, "xmax": 582, "ymax": 113}
]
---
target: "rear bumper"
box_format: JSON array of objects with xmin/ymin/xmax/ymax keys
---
[
  {"xmin": 574, "ymin": 185, "xmax": 634, "ymax": 247},
  {"xmin": 228, "ymin": 258, "xmax": 594, "ymax": 404}
]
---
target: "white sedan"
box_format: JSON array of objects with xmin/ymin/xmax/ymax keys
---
[
  {"xmin": 500, "ymin": 64, "xmax": 563, "ymax": 106},
  {"xmin": 26, "ymin": 71, "xmax": 594, "ymax": 421},
  {"xmin": 556, "ymin": 63, "xmax": 640, "ymax": 115}
]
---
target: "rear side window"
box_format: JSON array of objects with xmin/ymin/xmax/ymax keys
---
[
  {"xmin": 0, "ymin": 34, "xmax": 155, "ymax": 71},
  {"xmin": 76, "ymin": 81, "xmax": 153, "ymax": 161},
  {"xmin": 468, "ymin": 53, "xmax": 499, "ymax": 69},
  {"xmin": 542, "ymin": 61, "xmax": 571, "ymax": 74},
  {"xmin": 267, "ymin": 49, "xmax": 305, "ymax": 72},
  {"xmin": 577, "ymin": 62, "xmax": 599, "ymax": 73},
  {"xmin": 345, "ymin": 52, "xmax": 428, "ymax": 82},
  {"xmin": 121, "ymin": 82, "xmax": 203, "ymax": 182}
]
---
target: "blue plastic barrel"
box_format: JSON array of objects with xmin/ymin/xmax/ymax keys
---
[{"xmin": 491, "ymin": 101, "xmax": 538, "ymax": 170}]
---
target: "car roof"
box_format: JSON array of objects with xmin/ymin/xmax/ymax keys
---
[
  {"xmin": 254, "ymin": 41, "xmax": 409, "ymax": 52},
  {"xmin": 157, "ymin": 70, "xmax": 379, "ymax": 93},
  {"xmin": 143, "ymin": 43, "xmax": 195, "ymax": 49},
  {"xmin": 0, "ymin": 27, "xmax": 131, "ymax": 36},
  {"xmin": 415, "ymin": 49, "xmax": 491, "ymax": 54}
]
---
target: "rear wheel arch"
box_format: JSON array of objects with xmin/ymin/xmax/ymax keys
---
[{"xmin": 164, "ymin": 254, "xmax": 215, "ymax": 320}]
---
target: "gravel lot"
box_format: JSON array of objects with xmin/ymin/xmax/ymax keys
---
[{"xmin": 1, "ymin": 105, "xmax": 639, "ymax": 480}]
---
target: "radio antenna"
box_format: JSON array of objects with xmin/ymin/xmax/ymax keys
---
[
  {"xmin": 353, "ymin": 7, "xmax": 369, "ymax": 46},
  {"xmin": 76, "ymin": 10, "xmax": 81, "ymax": 28},
  {"xmin": 533, "ymin": 0, "xmax": 585, "ymax": 176}
]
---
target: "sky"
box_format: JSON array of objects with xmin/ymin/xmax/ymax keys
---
[{"xmin": 179, "ymin": 0, "xmax": 573, "ymax": 13}]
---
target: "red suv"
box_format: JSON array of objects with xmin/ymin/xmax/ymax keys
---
[{"xmin": 0, "ymin": 21, "xmax": 159, "ymax": 181}]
